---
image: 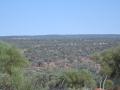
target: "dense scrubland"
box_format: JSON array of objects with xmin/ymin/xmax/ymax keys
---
[{"xmin": 0, "ymin": 35, "xmax": 120, "ymax": 90}]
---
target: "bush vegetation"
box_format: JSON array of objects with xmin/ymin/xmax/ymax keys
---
[{"xmin": 0, "ymin": 42, "xmax": 120, "ymax": 90}]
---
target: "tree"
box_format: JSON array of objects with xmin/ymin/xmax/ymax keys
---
[
  {"xmin": 93, "ymin": 46, "xmax": 120, "ymax": 89},
  {"xmin": 0, "ymin": 42, "xmax": 28, "ymax": 90}
]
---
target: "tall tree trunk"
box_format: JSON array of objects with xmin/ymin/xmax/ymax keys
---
[
  {"xmin": 99, "ymin": 78, "xmax": 103, "ymax": 90},
  {"xmin": 102, "ymin": 75, "xmax": 108, "ymax": 90}
]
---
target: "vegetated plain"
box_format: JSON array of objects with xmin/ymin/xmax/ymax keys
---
[{"xmin": 0, "ymin": 35, "xmax": 120, "ymax": 90}]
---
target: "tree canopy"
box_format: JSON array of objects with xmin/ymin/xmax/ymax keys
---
[
  {"xmin": 0, "ymin": 42, "xmax": 28, "ymax": 90},
  {"xmin": 94, "ymin": 46, "xmax": 120, "ymax": 86}
]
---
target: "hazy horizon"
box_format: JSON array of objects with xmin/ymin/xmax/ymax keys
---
[
  {"xmin": 1, "ymin": 34, "xmax": 120, "ymax": 37},
  {"xmin": 0, "ymin": 0, "xmax": 120, "ymax": 36}
]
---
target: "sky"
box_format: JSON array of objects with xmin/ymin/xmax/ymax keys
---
[{"xmin": 0, "ymin": 0, "xmax": 120, "ymax": 36}]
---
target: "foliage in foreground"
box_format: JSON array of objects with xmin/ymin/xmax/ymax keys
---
[
  {"xmin": 0, "ymin": 42, "xmax": 120, "ymax": 90},
  {"xmin": 0, "ymin": 42, "xmax": 28, "ymax": 90}
]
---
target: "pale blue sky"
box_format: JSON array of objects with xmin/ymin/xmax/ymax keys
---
[{"xmin": 0, "ymin": 0, "xmax": 120, "ymax": 36}]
